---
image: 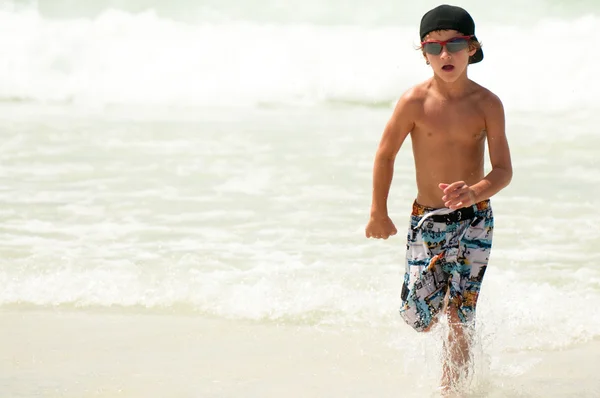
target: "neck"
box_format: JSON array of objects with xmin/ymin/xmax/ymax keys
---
[{"xmin": 431, "ymin": 72, "xmax": 471, "ymax": 98}]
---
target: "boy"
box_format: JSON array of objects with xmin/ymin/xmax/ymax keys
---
[{"xmin": 364, "ymin": 4, "xmax": 512, "ymax": 394}]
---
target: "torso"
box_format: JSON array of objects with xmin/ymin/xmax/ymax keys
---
[{"xmin": 409, "ymin": 79, "xmax": 488, "ymax": 208}]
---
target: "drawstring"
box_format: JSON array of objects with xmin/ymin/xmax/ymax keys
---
[{"xmin": 413, "ymin": 207, "xmax": 455, "ymax": 230}]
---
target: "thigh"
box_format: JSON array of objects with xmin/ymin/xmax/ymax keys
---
[
  {"xmin": 458, "ymin": 211, "xmax": 494, "ymax": 310},
  {"xmin": 401, "ymin": 216, "xmax": 450, "ymax": 331}
]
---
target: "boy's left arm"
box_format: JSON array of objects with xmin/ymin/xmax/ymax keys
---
[{"xmin": 441, "ymin": 93, "xmax": 513, "ymax": 209}]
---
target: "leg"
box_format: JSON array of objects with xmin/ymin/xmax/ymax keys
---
[
  {"xmin": 399, "ymin": 215, "xmax": 447, "ymax": 332},
  {"xmin": 439, "ymin": 209, "xmax": 493, "ymax": 393},
  {"xmin": 440, "ymin": 302, "xmax": 473, "ymax": 396}
]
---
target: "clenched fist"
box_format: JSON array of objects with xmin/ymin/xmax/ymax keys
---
[{"xmin": 365, "ymin": 214, "xmax": 397, "ymax": 240}]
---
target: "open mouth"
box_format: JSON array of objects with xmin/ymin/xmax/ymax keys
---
[{"xmin": 442, "ymin": 65, "xmax": 455, "ymax": 72}]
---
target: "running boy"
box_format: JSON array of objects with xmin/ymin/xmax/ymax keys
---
[{"xmin": 364, "ymin": 4, "xmax": 512, "ymax": 393}]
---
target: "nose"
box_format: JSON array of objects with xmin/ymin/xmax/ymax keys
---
[{"xmin": 440, "ymin": 46, "xmax": 452, "ymax": 59}]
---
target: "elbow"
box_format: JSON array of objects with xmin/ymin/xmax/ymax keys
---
[
  {"xmin": 490, "ymin": 164, "xmax": 512, "ymax": 188},
  {"xmin": 502, "ymin": 166, "xmax": 513, "ymax": 187},
  {"xmin": 375, "ymin": 150, "xmax": 396, "ymax": 164}
]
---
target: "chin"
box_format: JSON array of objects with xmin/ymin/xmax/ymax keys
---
[{"xmin": 435, "ymin": 69, "xmax": 465, "ymax": 82}]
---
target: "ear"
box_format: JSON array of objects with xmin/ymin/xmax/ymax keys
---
[{"xmin": 468, "ymin": 41, "xmax": 479, "ymax": 57}]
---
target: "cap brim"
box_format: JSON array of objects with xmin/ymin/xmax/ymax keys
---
[{"xmin": 469, "ymin": 36, "xmax": 483, "ymax": 64}]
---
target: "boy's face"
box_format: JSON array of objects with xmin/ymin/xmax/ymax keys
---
[{"xmin": 422, "ymin": 29, "xmax": 477, "ymax": 81}]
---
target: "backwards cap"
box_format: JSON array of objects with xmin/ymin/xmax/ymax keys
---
[{"xmin": 420, "ymin": 4, "xmax": 484, "ymax": 64}]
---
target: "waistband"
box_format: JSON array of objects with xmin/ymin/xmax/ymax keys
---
[
  {"xmin": 411, "ymin": 199, "xmax": 491, "ymax": 217},
  {"xmin": 411, "ymin": 199, "xmax": 490, "ymax": 229}
]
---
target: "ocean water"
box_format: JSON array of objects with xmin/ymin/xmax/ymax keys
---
[{"xmin": 1, "ymin": 0, "xmax": 600, "ymax": 396}]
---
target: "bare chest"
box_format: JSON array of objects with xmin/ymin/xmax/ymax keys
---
[{"xmin": 415, "ymin": 100, "xmax": 486, "ymax": 145}]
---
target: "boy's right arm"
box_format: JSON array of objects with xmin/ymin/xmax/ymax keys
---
[
  {"xmin": 370, "ymin": 92, "xmax": 416, "ymax": 217},
  {"xmin": 366, "ymin": 92, "xmax": 416, "ymax": 238}
]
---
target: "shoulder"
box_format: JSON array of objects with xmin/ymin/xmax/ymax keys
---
[
  {"xmin": 392, "ymin": 82, "xmax": 429, "ymax": 115},
  {"xmin": 471, "ymin": 83, "xmax": 504, "ymax": 115},
  {"xmin": 383, "ymin": 83, "xmax": 431, "ymax": 133},
  {"xmin": 469, "ymin": 83, "xmax": 506, "ymax": 133},
  {"xmin": 402, "ymin": 81, "xmax": 430, "ymax": 103}
]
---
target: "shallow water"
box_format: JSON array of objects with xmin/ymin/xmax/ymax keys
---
[{"xmin": 1, "ymin": 0, "xmax": 599, "ymax": 395}]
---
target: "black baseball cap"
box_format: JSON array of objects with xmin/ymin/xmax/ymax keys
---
[{"xmin": 420, "ymin": 4, "xmax": 484, "ymax": 64}]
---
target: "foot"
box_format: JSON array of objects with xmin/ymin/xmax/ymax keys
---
[{"xmin": 437, "ymin": 384, "xmax": 460, "ymax": 398}]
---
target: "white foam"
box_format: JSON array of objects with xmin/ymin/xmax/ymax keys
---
[
  {"xmin": 2, "ymin": 249, "xmax": 598, "ymax": 352},
  {"xmin": 0, "ymin": 9, "xmax": 598, "ymax": 112}
]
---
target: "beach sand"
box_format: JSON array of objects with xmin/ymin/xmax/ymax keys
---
[
  {"xmin": 1, "ymin": 310, "xmax": 599, "ymax": 398},
  {"xmin": 1, "ymin": 310, "xmax": 409, "ymax": 398}
]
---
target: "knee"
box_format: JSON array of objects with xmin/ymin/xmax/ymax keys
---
[
  {"xmin": 445, "ymin": 305, "xmax": 476, "ymax": 341},
  {"xmin": 446, "ymin": 304, "xmax": 467, "ymax": 333},
  {"xmin": 420, "ymin": 314, "xmax": 442, "ymax": 333},
  {"xmin": 446, "ymin": 304, "xmax": 461, "ymax": 324},
  {"xmin": 399, "ymin": 309, "xmax": 440, "ymax": 333}
]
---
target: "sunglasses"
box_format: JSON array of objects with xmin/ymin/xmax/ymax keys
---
[{"xmin": 421, "ymin": 35, "xmax": 473, "ymax": 55}]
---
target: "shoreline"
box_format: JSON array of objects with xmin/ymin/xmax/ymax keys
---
[{"xmin": 1, "ymin": 310, "xmax": 599, "ymax": 398}]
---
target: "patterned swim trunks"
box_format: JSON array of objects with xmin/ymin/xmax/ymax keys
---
[{"xmin": 399, "ymin": 200, "xmax": 494, "ymax": 332}]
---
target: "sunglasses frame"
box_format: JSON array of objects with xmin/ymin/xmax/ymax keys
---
[{"xmin": 420, "ymin": 35, "xmax": 474, "ymax": 55}]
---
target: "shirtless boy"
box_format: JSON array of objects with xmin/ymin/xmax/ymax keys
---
[{"xmin": 364, "ymin": 4, "xmax": 513, "ymax": 393}]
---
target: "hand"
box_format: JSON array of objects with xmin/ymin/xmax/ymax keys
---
[
  {"xmin": 365, "ymin": 214, "xmax": 397, "ymax": 240},
  {"xmin": 439, "ymin": 181, "xmax": 476, "ymax": 210}
]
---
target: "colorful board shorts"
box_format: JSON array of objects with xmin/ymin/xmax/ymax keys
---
[{"xmin": 399, "ymin": 200, "xmax": 494, "ymax": 332}]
